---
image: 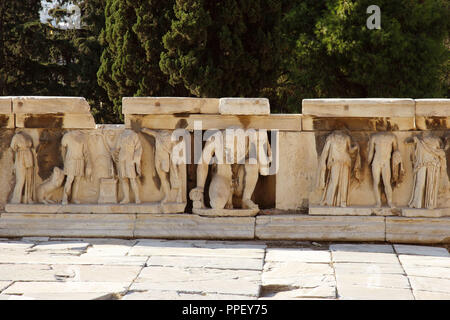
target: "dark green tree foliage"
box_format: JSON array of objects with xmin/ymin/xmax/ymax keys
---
[
  {"xmin": 98, "ymin": 0, "xmax": 186, "ymax": 118},
  {"xmin": 0, "ymin": 1, "xmax": 62, "ymax": 95},
  {"xmin": 279, "ymin": 0, "xmax": 449, "ymax": 112},
  {"xmin": 160, "ymin": 0, "xmax": 284, "ymax": 98}
]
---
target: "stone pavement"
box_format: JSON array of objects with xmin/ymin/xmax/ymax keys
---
[{"xmin": 0, "ymin": 238, "xmax": 448, "ymax": 300}]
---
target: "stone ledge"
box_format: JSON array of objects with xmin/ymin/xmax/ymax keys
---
[
  {"xmin": 309, "ymin": 206, "xmax": 400, "ymax": 216},
  {"xmin": 134, "ymin": 214, "xmax": 256, "ymax": 239},
  {"xmin": 302, "ymin": 99, "xmax": 415, "ymax": 118},
  {"xmin": 219, "ymin": 98, "xmax": 270, "ymax": 115},
  {"xmin": 5, "ymin": 203, "xmax": 186, "ymax": 214},
  {"xmin": 125, "ymin": 114, "xmax": 302, "ymax": 131},
  {"xmin": 0, "ymin": 213, "xmax": 135, "ymax": 238},
  {"xmin": 15, "ymin": 113, "xmax": 96, "ymax": 129},
  {"xmin": 255, "ymin": 215, "xmax": 386, "ymax": 241},
  {"xmin": 12, "ymin": 97, "xmax": 91, "ymax": 114},
  {"xmin": 386, "ymin": 217, "xmax": 450, "ymax": 244},
  {"xmin": 122, "ymin": 97, "xmax": 219, "ymax": 115},
  {"xmin": 1, "ymin": 212, "xmax": 448, "ymax": 243}
]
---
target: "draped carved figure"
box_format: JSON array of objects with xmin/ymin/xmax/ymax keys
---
[
  {"xmin": 10, "ymin": 132, "xmax": 36, "ymax": 204},
  {"xmin": 114, "ymin": 130, "xmax": 142, "ymax": 204},
  {"xmin": 407, "ymin": 133, "xmax": 448, "ymax": 209},
  {"xmin": 368, "ymin": 132, "xmax": 405, "ymax": 208},
  {"xmin": 61, "ymin": 130, "xmax": 90, "ymax": 205},
  {"xmin": 141, "ymin": 129, "xmax": 182, "ymax": 204},
  {"xmin": 317, "ymin": 130, "xmax": 360, "ymax": 207}
]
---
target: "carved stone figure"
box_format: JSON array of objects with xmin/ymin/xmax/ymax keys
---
[
  {"xmin": 141, "ymin": 129, "xmax": 182, "ymax": 203},
  {"xmin": 61, "ymin": 130, "xmax": 91, "ymax": 205},
  {"xmin": 406, "ymin": 132, "xmax": 448, "ymax": 209},
  {"xmin": 368, "ymin": 132, "xmax": 404, "ymax": 208},
  {"xmin": 10, "ymin": 132, "xmax": 36, "ymax": 204},
  {"xmin": 114, "ymin": 130, "xmax": 142, "ymax": 204},
  {"xmin": 37, "ymin": 167, "xmax": 65, "ymax": 204},
  {"xmin": 317, "ymin": 130, "xmax": 360, "ymax": 207},
  {"xmin": 190, "ymin": 129, "xmax": 271, "ymax": 211}
]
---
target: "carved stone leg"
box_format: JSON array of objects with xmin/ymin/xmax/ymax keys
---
[
  {"xmin": 156, "ymin": 164, "xmax": 170, "ymax": 203},
  {"xmin": 381, "ymin": 164, "xmax": 393, "ymax": 207},
  {"xmin": 242, "ymin": 164, "xmax": 258, "ymax": 209},
  {"xmin": 11, "ymin": 167, "xmax": 26, "ymax": 204},
  {"xmin": 322, "ymin": 165, "xmax": 339, "ymax": 207},
  {"xmin": 72, "ymin": 176, "xmax": 82, "ymax": 204},
  {"xmin": 409, "ymin": 167, "xmax": 426, "ymax": 208},
  {"xmin": 62, "ymin": 175, "xmax": 75, "ymax": 205},
  {"xmin": 120, "ymin": 178, "xmax": 130, "ymax": 204},
  {"xmin": 372, "ymin": 165, "xmax": 382, "ymax": 207},
  {"xmin": 130, "ymin": 178, "xmax": 141, "ymax": 204}
]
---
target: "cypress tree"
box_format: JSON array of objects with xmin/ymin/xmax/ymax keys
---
[{"xmin": 160, "ymin": 0, "xmax": 284, "ymax": 98}]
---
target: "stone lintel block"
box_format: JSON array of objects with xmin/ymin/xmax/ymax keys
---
[
  {"xmin": 0, "ymin": 97, "xmax": 12, "ymax": 114},
  {"xmin": 415, "ymin": 99, "xmax": 450, "ymax": 117},
  {"xmin": 302, "ymin": 99, "xmax": 415, "ymax": 117},
  {"xmin": 15, "ymin": 113, "xmax": 96, "ymax": 129},
  {"xmin": 122, "ymin": 97, "xmax": 219, "ymax": 115},
  {"xmin": 386, "ymin": 217, "xmax": 450, "ymax": 244},
  {"xmin": 302, "ymin": 116, "xmax": 414, "ymax": 131},
  {"xmin": 0, "ymin": 213, "xmax": 135, "ymax": 238},
  {"xmin": 415, "ymin": 99, "xmax": 450, "ymax": 130},
  {"xmin": 5, "ymin": 203, "xmax": 187, "ymax": 214},
  {"xmin": 219, "ymin": 98, "xmax": 270, "ymax": 115},
  {"xmin": 255, "ymin": 215, "xmax": 385, "ymax": 241},
  {"xmin": 13, "ymin": 96, "xmax": 91, "ymax": 114},
  {"xmin": 125, "ymin": 114, "xmax": 301, "ymax": 131},
  {"xmin": 134, "ymin": 214, "xmax": 255, "ymax": 239}
]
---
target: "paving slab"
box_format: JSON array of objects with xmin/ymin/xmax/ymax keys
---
[
  {"xmin": 50, "ymin": 265, "xmax": 142, "ymax": 282},
  {"xmin": 0, "ymin": 253, "xmax": 148, "ymax": 266},
  {"xmin": 408, "ymin": 276, "xmax": 450, "ymax": 294},
  {"xmin": 394, "ymin": 245, "xmax": 449, "ymax": 257},
  {"xmin": 332, "ymin": 251, "xmax": 399, "ymax": 264},
  {"xmin": 337, "ymin": 284, "xmax": 414, "ymax": 300},
  {"xmin": 0, "ymin": 292, "xmax": 116, "ymax": 300},
  {"xmin": 0, "ymin": 241, "xmax": 34, "ymax": 251},
  {"xmin": 330, "ymin": 244, "xmax": 394, "ymax": 253},
  {"xmin": 335, "ymin": 273, "xmax": 410, "ymax": 289},
  {"xmin": 402, "ymin": 265, "xmax": 450, "ymax": 279},
  {"xmin": 147, "ymin": 255, "xmax": 263, "ymax": 271},
  {"xmin": 0, "ymin": 281, "xmax": 12, "ymax": 292},
  {"xmin": 414, "ymin": 290, "xmax": 450, "ymax": 300},
  {"xmin": 261, "ymin": 286, "xmax": 336, "ymax": 299},
  {"xmin": 334, "ymin": 263, "xmax": 405, "ymax": 275},
  {"xmin": 131, "ymin": 266, "xmax": 261, "ymax": 296},
  {"xmin": 265, "ymin": 249, "xmax": 330, "ymax": 263},
  {"xmin": 398, "ymin": 255, "xmax": 450, "ymax": 268},
  {"xmin": 3, "ymin": 281, "xmax": 130, "ymax": 294},
  {"xmin": 122, "ymin": 291, "xmax": 254, "ymax": 300},
  {"xmin": 129, "ymin": 240, "xmax": 265, "ymax": 259}
]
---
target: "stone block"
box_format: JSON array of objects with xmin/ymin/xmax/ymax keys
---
[
  {"xmin": 15, "ymin": 113, "xmax": 96, "ymax": 128},
  {"xmin": 12, "ymin": 96, "xmax": 91, "ymax": 114},
  {"xmin": 219, "ymin": 98, "xmax": 270, "ymax": 115},
  {"xmin": 0, "ymin": 97, "xmax": 12, "ymax": 114},
  {"xmin": 275, "ymin": 132, "xmax": 316, "ymax": 210},
  {"xmin": 255, "ymin": 215, "xmax": 385, "ymax": 241},
  {"xmin": 302, "ymin": 99, "xmax": 415, "ymax": 131},
  {"xmin": 0, "ymin": 213, "xmax": 135, "ymax": 238},
  {"xmin": 386, "ymin": 217, "xmax": 450, "ymax": 244},
  {"xmin": 125, "ymin": 114, "xmax": 302, "ymax": 130},
  {"xmin": 134, "ymin": 214, "xmax": 255, "ymax": 239},
  {"xmin": 415, "ymin": 99, "xmax": 450, "ymax": 130},
  {"xmin": 302, "ymin": 98, "xmax": 415, "ymax": 117},
  {"xmin": 193, "ymin": 208, "xmax": 259, "ymax": 217},
  {"xmin": 122, "ymin": 97, "xmax": 219, "ymax": 114}
]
